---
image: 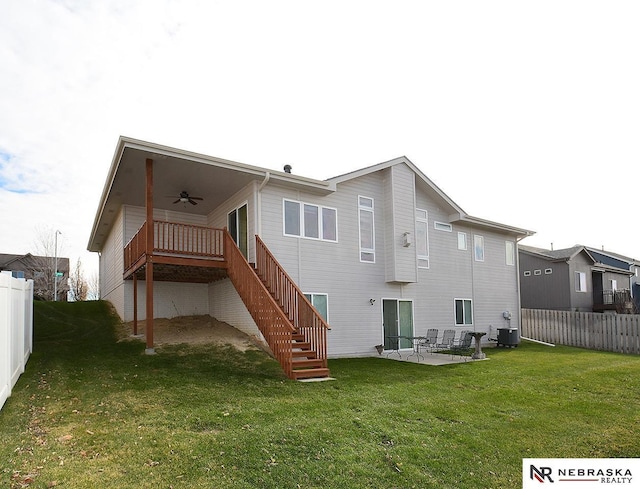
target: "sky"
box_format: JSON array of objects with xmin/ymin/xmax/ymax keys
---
[{"xmin": 1, "ymin": 0, "xmax": 639, "ymax": 284}]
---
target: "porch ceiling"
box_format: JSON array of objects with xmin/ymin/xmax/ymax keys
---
[
  {"xmin": 89, "ymin": 137, "xmax": 334, "ymax": 253},
  {"xmin": 113, "ymin": 147, "xmax": 262, "ymax": 215}
]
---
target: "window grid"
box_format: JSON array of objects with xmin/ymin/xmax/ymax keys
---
[{"xmin": 283, "ymin": 199, "xmax": 338, "ymax": 242}]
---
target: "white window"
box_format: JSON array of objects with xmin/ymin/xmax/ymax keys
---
[
  {"xmin": 474, "ymin": 235, "xmax": 484, "ymax": 262},
  {"xmin": 524, "ymin": 271, "xmax": 531, "ymax": 277},
  {"xmin": 304, "ymin": 293, "xmax": 328, "ymax": 322},
  {"xmin": 611, "ymin": 279, "xmax": 617, "ymax": 291},
  {"xmin": 534, "ymin": 269, "xmax": 542, "ymax": 276},
  {"xmin": 283, "ymin": 199, "xmax": 337, "ymax": 242},
  {"xmin": 545, "ymin": 268, "xmax": 553, "ymax": 275},
  {"xmin": 575, "ymin": 271, "xmax": 587, "ymax": 292},
  {"xmin": 434, "ymin": 221, "xmax": 452, "ymax": 232},
  {"xmin": 455, "ymin": 299, "xmax": 473, "ymax": 326},
  {"xmin": 505, "ymin": 241, "xmax": 515, "ymax": 266},
  {"xmin": 416, "ymin": 209, "xmax": 429, "ymax": 269},
  {"xmin": 458, "ymin": 232, "xmax": 467, "ymax": 251},
  {"xmin": 359, "ymin": 196, "xmax": 375, "ymax": 262}
]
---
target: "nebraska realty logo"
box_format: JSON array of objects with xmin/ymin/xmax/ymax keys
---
[{"xmin": 523, "ymin": 459, "xmax": 640, "ymax": 488}]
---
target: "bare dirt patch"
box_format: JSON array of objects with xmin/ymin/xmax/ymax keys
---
[{"xmin": 118, "ymin": 315, "xmax": 265, "ymax": 352}]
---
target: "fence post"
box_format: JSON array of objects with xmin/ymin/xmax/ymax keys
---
[
  {"xmin": 0, "ymin": 273, "xmax": 10, "ymax": 411},
  {"xmin": 0, "ymin": 274, "xmax": 34, "ymax": 412}
]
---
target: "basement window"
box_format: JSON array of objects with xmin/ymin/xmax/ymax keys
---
[{"xmin": 304, "ymin": 293, "xmax": 328, "ymax": 322}]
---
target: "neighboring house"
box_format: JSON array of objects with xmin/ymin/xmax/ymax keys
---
[
  {"xmin": 0, "ymin": 253, "xmax": 69, "ymax": 301},
  {"xmin": 518, "ymin": 245, "xmax": 637, "ymax": 313},
  {"xmin": 87, "ymin": 136, "xmax": 534, "ymax": 379}
]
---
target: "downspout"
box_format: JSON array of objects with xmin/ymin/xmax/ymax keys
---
[
  {"xmin": 515, "ymin": 235, "xmax": 527, "ymax": 340},
  {"xmin": 257, "ymin": 171, "xmax": 270, "ymax": 238}
]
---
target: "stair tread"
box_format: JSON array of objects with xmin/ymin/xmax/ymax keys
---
[
  {"xmin": 292, "ymin": 358, "xmax": 324, "ymax": 367},
  {"xmin": 292, "ymin": 368, "xmax": 330, "ymax": 380}
]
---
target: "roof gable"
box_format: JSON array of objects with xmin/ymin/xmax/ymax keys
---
[{"xmin": 328, "ymin": 156, "xmax": 534, "ymax": 238}]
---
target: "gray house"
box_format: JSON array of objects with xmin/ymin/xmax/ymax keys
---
[
  {"xmin": 519, "ymin": 245, "xmax": 637, "ymax": 313},
  {"xmin": 88, "ymin": 137, "xmax": 533, "ymax": 378},
  {"xmin": 0, "ymin": 253, "xmax": 69, "ymax": 301}
]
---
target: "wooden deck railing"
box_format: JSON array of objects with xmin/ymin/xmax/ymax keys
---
[
  {"xmin": 123, "ymin": 221, "xmax": 328, "ymax": 378},
  {"xmin": 255, "ymin": 235, "xmax": 329, "ymax": 368},
  {"xmin": 124, "ymin": 221, "xmax": 225, "ymax": 273},
  {"xmin": 223, "ymin": 230, "xmax": 295, "ymax": 378},
  {"xmin": 124, "ymin": 222, "xmax": 147, "ymax": 272}
]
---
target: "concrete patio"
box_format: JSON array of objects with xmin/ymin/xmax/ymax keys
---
[{"xmin": 375, "ymin": 351, "xmax": 489, "ymax": 366}]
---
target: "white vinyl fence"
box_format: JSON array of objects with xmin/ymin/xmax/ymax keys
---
[
  {"xmin": 0, "ymin": 273, "xmax": 34, "ymax": 411},
  {"xmin": 521, "ymin": 308, "xmax": 640, "ymax": 354}
]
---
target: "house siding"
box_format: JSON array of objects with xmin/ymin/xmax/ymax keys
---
[
  {"xmin": 100, "ymin": 207, "xmax": 125, "ymax": 318},
  {"xmin": 258, "ymin": 168, "xmax": 522, "ymax": 356},
  {"xmin": 519, "ymin": 254, "xmax": 571, "ymax": 310},
  {"xmin": 207, "ymin": 181, "xmax": 258, "ymax": 263},
  {"xmin": 567, "ymin": 253, "xmax": 594, "ymax": 312},
  {"xmin": 383, "ymin": 165, "xmax": 417, "ymax": 283}
]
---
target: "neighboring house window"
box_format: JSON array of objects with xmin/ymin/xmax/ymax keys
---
[
  {"xmin": 416, "ymin": 209, "xmax": 429, "ymax": 269},
  {"xmin": 534, "ymin": 270, "xmax": 542, "ymax": 276},
  {"xmin": 575, "ymin": 272, "xmax": 587, "ymax": 292},
  {"xmin": 505, "ymin": 241, "xmax": 515, "ymax": 266},
  {"xmin": 545, "ymin": 268, "xmax": 553, "ymax": 274},
  {"xmin": 358, "ymin": 196, "xmax": 375, "ymax": 262},
  {"xmin": 524, "ymin": 271, "xmax": 531, "ymax": 277},
  {"xmin": 434, "ymin": 221, "xmax": 452, "ymax": 232},
  {"xmin": 458, "ymin": 232, "xmax": 467, "ymax": 251},
  {"xmin": 283, "ymin": 199, "xmax": 337, "ymax": 242},
  {"xmin": 474, "ymin": 235, "xmax": 484, "ymax": 262},
  {"xmin": 304, "ymin": 293, "xmax": 328, "ymax": 322},
  {"xmin": 12, "ymin": 270, "xmax": 25, "ymax": 279},
  {"xmin": 455, "ymin": 299, "xmax": 473, "ymax": 326},
  {"xmin": 611, "ymin": 279, "xmax": 617, "ymax": 291}
]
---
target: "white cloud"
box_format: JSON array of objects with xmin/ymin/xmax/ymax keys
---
[{"xmin": 0, "ymin": 0, "xmax": 639, "ymax": 284}]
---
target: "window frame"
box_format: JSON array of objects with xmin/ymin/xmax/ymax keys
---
[
  {"xmin": 474, "ymin": 235, "xmax": 485, "ymax": 262},
  {"xmin": 358, "ymin": 195, "xmax": 375, "ymax": 263},
  {"xmin": 283, "ymin": 199, "xmax": 338, "ymax": 242},
  {"xmin": 575, "ymin": 271, "xmax": 587, "ymax": 292},
  {"xmin": 434, "ymin": 221, "xmax": 452, "ymax": 232},
  {"xmin": 505, "ymin": 241, "xmax": 515, "ymax": 266},
  {"xmin": 454, "ymin": 298, "xmax": 473, "ymax": 326},
  {"xmin": 303, "ymin": 292, "xmax": 329, "ymax": 322},
  {"xmin": 416, "ymin": 208, "xmax": 430, "ymax": 269},
  {"xmin": 457, "ymin": 232, "xmax": 467, "ymax": 251}
]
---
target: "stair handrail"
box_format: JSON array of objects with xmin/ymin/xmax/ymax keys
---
[
  {"xmin": 223, "ymin": 230, "xmax": 295, "ymax": 378},
  {"xmin": 255, "ymin": 235, "xmax": 329, "ymax": 367}
]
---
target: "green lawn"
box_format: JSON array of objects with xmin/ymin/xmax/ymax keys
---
[{"xmin": 1, "ymin": 301, "xmax": 639, "ymax": 488}]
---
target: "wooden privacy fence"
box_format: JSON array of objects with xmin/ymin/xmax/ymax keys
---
[
  {"xmin": 0, "ymin": 273, "xmax": 34, "ymax": 411},
  {"xmin": 521, "ymin": 308, "xmax": 640, "ymax": 354}
]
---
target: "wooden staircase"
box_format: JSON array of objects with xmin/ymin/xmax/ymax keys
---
[
  {"xmin": 289, "ymin": 333, "xmax": 330, "ymax": 380},
  {"xmin": 224, "ymin": 231, "xmax": 330, "ymax": 380}
]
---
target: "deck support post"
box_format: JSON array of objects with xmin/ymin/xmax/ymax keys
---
[
  {"xmin": 133, "ymin": 273, "xmax": 138, "ymax": 335},
  {"xmin": 145, "ymin": 158, "xmax": 155, "ymax": 355}
]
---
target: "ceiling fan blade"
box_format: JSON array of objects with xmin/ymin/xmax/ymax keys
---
[
  {"xmin": 189, "ymin": 199, "xmax": 198, "ymax": 205},
  {"xmin": 172, "ymin": 199, "xmax": 181, "ymax": 204}
]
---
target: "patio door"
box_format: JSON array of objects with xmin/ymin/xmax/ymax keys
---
[
  {"xmin": 228, "ymin": 203, "xmax": 248, "ymax": 259},
  {"xmin": 383, "ymin": 299, "xmax": 414, "ymax": 350}
]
